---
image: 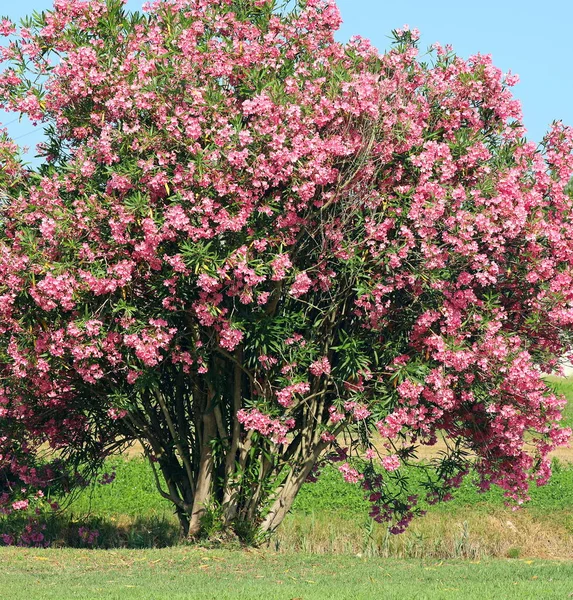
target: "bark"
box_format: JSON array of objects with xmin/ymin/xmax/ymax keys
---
[
  {"xmin": 259, "ymin": 422, "xmax": 344, "ymax": 534},
  {"xmin": 187, "ymin": 408, "xmax": 218, "ymax": 537},
  {"xmin": 153, "ymin": 387, "xmax": 195, "ymax": 502},
  {"xmin": 259, "ymin": 443, "xmax": 325, "ymax": 533},
  {"xmin": 223, "ymin": 354, "xmax": 243, "ymax": 522}
]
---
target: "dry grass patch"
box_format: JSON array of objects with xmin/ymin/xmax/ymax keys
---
[{"xmin": 276, "ymin": 508, "xmax": 573, "ymax": 560}]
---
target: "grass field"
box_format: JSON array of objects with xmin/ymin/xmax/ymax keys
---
[
  {"xmin": 35, "ymin": 454, "xmax": 572, "ymax": 559},
  {"xmin": 1, "ymin": 547, "xmax": 572, "ymax": 600}
]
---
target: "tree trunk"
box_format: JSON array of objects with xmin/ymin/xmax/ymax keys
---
[
  {"xmin": 259, "ymin": 443, "xmax": 326, "ymax": 533},
  {"xmin": 222, "ymin": 357, "xmax": 243, "ymax": 523},
  {"xmin": 187, "ymin": 410, "xmax": 217, "ymax": 538}
]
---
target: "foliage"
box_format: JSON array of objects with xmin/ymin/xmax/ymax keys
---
[{"xmin": 1, "ymin": 0, "xmax": 573, "ymax": 541}]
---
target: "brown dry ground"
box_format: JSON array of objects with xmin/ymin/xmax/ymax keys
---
[
  {"xmin": 377, "ymin": 435, "xmax": 573, "ymax": 463},
  {"xmin": 122, "ymin": 434, "xmax": 573, "ymax": 462}
]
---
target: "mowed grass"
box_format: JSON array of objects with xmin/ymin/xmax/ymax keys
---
[
  {"xmin": 547, "ymin": 375, "xmax": 573, "ymax": 427},
  {"xmin": 1, "ymin": 546, "xmax": 572, "ymax": 600}
]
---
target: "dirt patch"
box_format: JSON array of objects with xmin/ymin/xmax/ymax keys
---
[
  {"xmin": 122, "ymin": 432, "xmax": 573, "ymax": 463},
  {"xmin": 371, "ymin": 434, "xmax": 573, "ymax": 463}
]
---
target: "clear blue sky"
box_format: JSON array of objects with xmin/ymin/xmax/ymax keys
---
[{"xmin": 2, "ymin": 0, "xmax": 572, "ymax": 161}]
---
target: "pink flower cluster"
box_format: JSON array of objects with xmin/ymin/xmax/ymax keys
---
[
  {"xmin": 338, "ymin": 462, "xmax": 363, "ymax": 484},
  {"xmin": 381, "ymin": 455, "xmax": 401, "ymax": 472},
  {"xmin": 289, "ymin": 272, "xmax": 312, "ymax": 298},
  {"xmin": 29, "ymin": 273, "xmax": 77, "ymax": 311},
  {"xmin": 237, "ymin": 409, "xmax": 294, "ymax": 444},
  {"xmin": 123, "ymin": 319, "xmax": 176, "ymax": 367},
  {"xmin": 276, "ymin": 382, "xmax": 310, "ymax": 408},
  {"xmin": 107, "ymin": 408, "xmax": 127, "ymax": 420},
  {"xmin": 309, "ymin": 356, "xmax": 331, "ymax": 377},
  {"xmin": 218, "ymin": 324, "xmax": 244, "ymax": 352}
]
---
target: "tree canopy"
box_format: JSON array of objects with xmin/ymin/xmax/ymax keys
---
[{"xmin": 1, "ymin": 0, "xmax": 573, "ymax": 543}]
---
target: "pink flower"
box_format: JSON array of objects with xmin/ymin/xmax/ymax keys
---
[
  {"xmin": 30, "ymin": 273, "xmax": 77, "ymax": 311},
  {"xmin": 289, "ymin": 272, "xmax": 312, "ymax": 298},
  {"xmin": 352, "ymin": 405, "xmax": 371, "ymax": 421},
  {"xmin": 339, "ymin": 463, "xmax": 363, "ymax": 484},
  {"xmin": 285, "ymin": 333, "xmax": 305, "ymax": 346},
  {"xmin": 197, "ymin": 274, "xmax": 220, "ymax": 293},
  {"xmin": 397, "ymin": 380, "xmax": 424, "ymax": 402},
  {"xmin": 276, "ymin": 382, "xmax": 310, "ymax": 407},
  {"xmin": 257, "ymin": 291, "xmax": 270, "ymax": 305},
  {"xmin": 270, "ymin": 254, "xmax": 292, "ymax": 281},
  {"xmin": 107, "ymin": 407, "xmax": 127, "ymax": 420},
  {"xmin": 126, "ymin": 370, "xmax": 140, "ymax": 384},
  {"xmin": 0, "ymin": 18, "xmax": 15, "ymax": 37},
  {"xmin": 237, "ymin": 408, "xmax": 294, "ymax": 444},
  {"xmin": 309, "ymin": 356, "xmax": 331, "ymax": 377},
  {"xmin": 328, "ymin": 405, "xmax": 345, "ymax": 424},
  {"xmin": 381, "ymin": 455, "xmax": 401, "ymax": 472},
  {"xmin": 219, "ymin": 324, "xmax": 244, "ymax": 351}
]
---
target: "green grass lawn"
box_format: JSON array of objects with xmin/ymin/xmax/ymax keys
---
[
  {"xmin": 66, "ymin": 448, "xmax": 573, "ymax": 522},
  {"xmin": 546, "ymin": 375, "xmax": 573, "ymax": 427},
  {"xmin": 1, "ymin": 546, "xmax": 572, "ymax": 600}
]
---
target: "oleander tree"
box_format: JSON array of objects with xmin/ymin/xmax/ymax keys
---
[{"xmin": 1, "ymin": 0, "xmax": 573, "ymax": 543}]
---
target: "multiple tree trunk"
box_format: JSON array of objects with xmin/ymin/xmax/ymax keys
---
[{"xmin": 121, "ymin": 350, "xmax": 335, "ymax": 539}]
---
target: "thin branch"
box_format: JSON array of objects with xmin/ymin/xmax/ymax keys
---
[{"xmin": 152, "ymin": 386, "xmax": 196, "ymax": 499}]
